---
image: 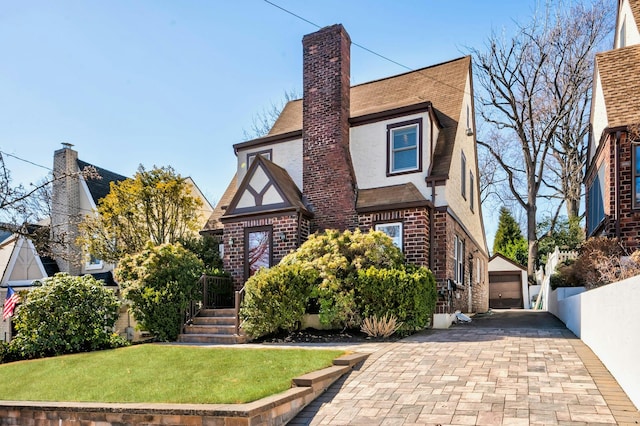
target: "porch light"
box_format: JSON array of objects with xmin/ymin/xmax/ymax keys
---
[
  {"xmin": 279, "ymin": 232, "xmax": 287, "ymax": 242},
  {"xmin": 228, "ymin": 237, "xmax": 235, "ymax": 247}
]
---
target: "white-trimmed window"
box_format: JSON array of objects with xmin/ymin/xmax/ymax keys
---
[
  {"xmin": 387, "ymin": 119, "xmax": 422, "ymax": 175},
  {"xmin": 470, "ymin": 172, "xmax": 474, "ymax": 212},
  {"xmin": 453, "ymin": 235, "xmax": 465, "ymax": 284},
  {"xmin": 85, "ymin": 254, "xmax": 103, "ymax": 270},
  {"xmin": 375, "ymin": 222, "xmax": 403, "ymax": 251},
  {"xmin": 461, "ymin": 152, "xmax": 467, "ymax": 199},
  {"xmin": 247, "ymin": 150, "xmax": 272, "ymax": 167}
]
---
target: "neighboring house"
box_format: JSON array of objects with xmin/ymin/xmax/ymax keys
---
[
  {"xmin": 0, "ymin": 225, "xmax": 60, "ymax": 341},
  {"xmin": 202, "ymin": 24, "xmax": 489, "ymax": 313},
  {"xmin": 1, "ymin": 143, "xmax": 214, "ymax": 342},
  {"xmin": 488, "ymin": 253, "xmax": 529, "ymax": 309},
  {"xmin": 586, "ymin": 0, "xmax": 640, "ymax": 252}
]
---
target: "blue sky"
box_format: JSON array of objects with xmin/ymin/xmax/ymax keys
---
[{"xmin": 0, "ymin": 1, "xmax": 542, "ymax": 240}]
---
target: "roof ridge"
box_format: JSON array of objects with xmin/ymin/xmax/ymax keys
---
[{"xmin": 351, "ymin": 55, "xmax": 470, "ymax": 89}]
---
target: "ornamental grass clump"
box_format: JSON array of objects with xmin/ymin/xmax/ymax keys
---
[{"xmin": 360, "ymin": 314, "xmax": 403, "ymax": 338}]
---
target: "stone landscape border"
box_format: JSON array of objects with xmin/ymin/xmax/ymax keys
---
[{"xmin": 0, "ymin": 352, "xmax": 369, "ymax": 426}]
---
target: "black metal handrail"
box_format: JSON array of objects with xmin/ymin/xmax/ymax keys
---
[
  {"xmin": 183, "ymin": 275, "xmax": 234, "ymax": 333},
  {"xmin": 234, "ymin": 286, "xmax": 245, "ymax": 335}
]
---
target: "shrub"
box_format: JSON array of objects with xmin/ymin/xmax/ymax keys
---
[
  {"xmin": 9, "ymin": 273, "xmax": 125, "ymax": 360},
  {"xmin": 240, "ymin": 263, "xmax": 318, "ymax": 339},
  {"xmin": 356, "ymin": 265, "xmax": 437, "ymax": 333},
  {"xmin": 360, "ymin": 314, "xmax": 403, "ymax": 338},
  {"xmin": 115, "ymin": 243, "xmax": 204, "ymax": 341},
  {"xmin": 280, "ymin": 229, "xmax": 404, "ymax": 328}
]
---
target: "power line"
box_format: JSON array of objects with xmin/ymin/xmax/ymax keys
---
[
  {"xmin": 262, "ymin": 0, "xmax": 472, "ymax": 96},
  {"xmin": 0, "ymin": 150, "xmax": 51, "ymax": 171}
]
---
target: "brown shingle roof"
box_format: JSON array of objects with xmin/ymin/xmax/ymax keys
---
[
  {"xmin": 356, "ymin": 183, "xmax": 431, "ymax": 213},
  {"xmin": 201, "ymin": 174, "xmax": 237, "ymax": 232},
  {"xmin": 268, "ymin": 56, "xmax": 470, "ymax": 140},
  {"xmin": 596, "ymin": 44, "xmax": 640, "ymax": 128},
  {"xmin": 629, "ymin": 0, "xmax": 640, "ymax": 28}
]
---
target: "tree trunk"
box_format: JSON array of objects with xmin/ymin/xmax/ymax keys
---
[{"xmin": 527, "ymin": 203, "xmax": 538, "ymax": 277}]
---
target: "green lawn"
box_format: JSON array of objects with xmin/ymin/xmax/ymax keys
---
[{"xmin": 0, "ymin": 345, "xmax": 344, "ymax": 404}]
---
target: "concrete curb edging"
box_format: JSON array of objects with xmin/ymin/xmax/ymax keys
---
[{"xmin": 0, "ymin": 352, "xmax": 369, "ymax": 426}]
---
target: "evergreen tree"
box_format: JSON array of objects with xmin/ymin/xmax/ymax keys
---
[{"xmin": 493, "ymin": 207, "xmax": 528, "ymax": 266}]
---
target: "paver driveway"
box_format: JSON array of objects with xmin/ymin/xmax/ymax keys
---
[{"xmin": 291, "ymin": 311, "xmax": 640, "ymax": 425}]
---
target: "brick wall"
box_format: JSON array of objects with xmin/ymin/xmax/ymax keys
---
[
  {"xmin": 223, "ymin": 214, "xmax": 302, "ymax": 289},
  {"xmin": 358, "ymin": 207, "xmax": 430, "ymax": 267},
  {"xmin": 431, "ymin": 207, "xmax": 488, "ymax": 313},
  {"xmin": 302, "ymin": 24, "xmax": 357, "ymax": 232},
  {"xmin": 51, "ymin": 145, "xmax": 82, "ymax": 275}
]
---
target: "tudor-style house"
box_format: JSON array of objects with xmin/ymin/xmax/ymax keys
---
[
  {"xmin": 586, "ymin": 0, "xmax": 640, "ymax": 252},
  {"xmin": 203, "ymin": 24, "xmax": 489, "ymax": 313}
]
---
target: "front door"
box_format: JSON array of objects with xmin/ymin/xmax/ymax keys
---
[{"xmin": 244, "ymin": 226, "xmax": 273, "ymax": 281}]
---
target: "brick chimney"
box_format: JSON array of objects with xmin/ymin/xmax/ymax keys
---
[
  {"xmin": 302, "ymin": 24, "xmax": 357, "ymax": 232},
  {"xmin": 51, "ymin": 143, "xmax": 82, "ymax": 274}
]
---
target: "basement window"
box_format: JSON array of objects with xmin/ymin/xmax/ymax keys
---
[{"xmin": 387, "ymin": 119, "xmax": 422, "ymax": 175}]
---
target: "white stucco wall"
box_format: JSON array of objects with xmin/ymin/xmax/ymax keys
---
[
  {"xmin": 350, "ymin": 111, "xmax": 433, "ymax": 198},
  {"xmin": 444, "ymin": 74, "xmax": 487, "ymax": 254},
  {"xmin": 551, "ymin": 277, "xmax": 640, "ymax": 409},
  {"xmin": 616, "ymin": 0, "xmax": 640, "ymax": 48},
  {"xmin": 589, "ymin": 70, "xmax": 608, "ymax": 164},
  {"xmin": 237, "ymin": 138, "xmax": 303, "ymax": 190}
]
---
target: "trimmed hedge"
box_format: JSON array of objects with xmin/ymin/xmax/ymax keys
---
[
  {"xmin": 356, "ymin": 265, "xmax": 437, "ymax": 333},
  {"xmin": 240, "ymin": 263, "xmax": 318, "ymax": 338}
]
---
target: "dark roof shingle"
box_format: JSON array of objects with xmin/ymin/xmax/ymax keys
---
[{"xmin": 77, "ymin": 159, "xmax": 127, "ymax": 205}]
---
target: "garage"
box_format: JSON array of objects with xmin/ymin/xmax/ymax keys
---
[
  {"xmin": 489, "ymin": 272, "xmax": 524, "ymax": 309},
  {"xmin": 488, "ymin": 253, "xmax": 528, "ymax": 309}
]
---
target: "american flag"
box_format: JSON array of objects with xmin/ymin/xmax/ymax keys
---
[{"xmin": 2, "ymin": 287, "xmax": 18, "ymax": 321}]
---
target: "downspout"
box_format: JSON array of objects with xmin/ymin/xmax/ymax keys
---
[
  {"xmin": 427, "ymin": 114, "xmax": 435, "ymax": 271},
  {"xmin": 615, "ymin": 131, "xmax": 621, "ymax": 239}
]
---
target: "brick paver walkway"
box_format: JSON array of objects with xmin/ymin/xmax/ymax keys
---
[{"xmin": 291, "ymin": 325, "xmax": 640, "ymax": 425}]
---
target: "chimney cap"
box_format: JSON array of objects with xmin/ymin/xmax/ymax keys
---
[{"xmin": 61, "ymin": 142, "xmax": 74, "ymax": 148}]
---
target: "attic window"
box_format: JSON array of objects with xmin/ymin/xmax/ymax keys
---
[
  {"xmin": 247, "ymin": 150, "xmax": 272, "ymax": 167},
  {"xmin": 387, "ymin": 118, "xmax": 422, "ymax": 176}
]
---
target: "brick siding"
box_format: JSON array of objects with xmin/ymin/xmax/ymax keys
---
[{"xmin": 302, "ymin": 24, "xmax": 357, "ymax": 232}]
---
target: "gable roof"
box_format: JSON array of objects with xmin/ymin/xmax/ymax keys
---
[
  {"xmin": 488, "ymin": 252, "xmax": 526, "ymax": 271},
  {"xmin": 269, "ymin": 56, "xmax": 469, "ymax": 137},
  {"xmin": 595, "ymin": 44, "xmax": 640, "ymax": 129},
  {"xmin": 222, "ymin": 156, "xmax": 311, "ymax": 221},
  {"xmin": 77, "ymin": 159, "xmax": 127, "ymax": 205},
  {"xmin": 202, "ymin": 174, "xmax": 238, "ymax": 233}
]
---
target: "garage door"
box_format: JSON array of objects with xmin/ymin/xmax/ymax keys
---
[{"xmin": 489, "ymin": 273, "xmax": 523, "ymax": 309}]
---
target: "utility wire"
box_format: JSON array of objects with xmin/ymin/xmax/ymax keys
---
[
  {"xmin": 0, "ymin": 150, "xmax": 51, "ymax": 171},
  {"xmin": 262, "ymin": 0, "xmax": 472, "ymax": 96}
]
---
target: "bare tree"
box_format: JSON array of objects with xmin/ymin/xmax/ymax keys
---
[
  {"xmin": 0, "ymin": 152, "xmax": 99, "ymax": 257},
  {"xmin": 242, "ymin": 89, "xmax": 300, "ymax": 140},
  {"xmin": 471, "ymin": 0, "xmax": 612, "ymax": 276}
]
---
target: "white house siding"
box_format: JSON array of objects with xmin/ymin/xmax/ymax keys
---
[
  {"xmin": 236, "ymin": 138, "xmax": 303, "ymax": 190},
  {"xmin": 616, "ymin": 0, "xmax": 640, "ymax": 48},
  {"xmin": 350, "ymin": 111, "xmax": 433, "ymax": 198},
  {"xmin": 589, "ymin": 70, "xmax": 609, "ymax": 164},
  {"xmin": 443, "ymin": 75, "xmax": 486, "ymax": 252},
  {"xmin": 78, "ymin": 175, "xmax": 113, "ymax": 275}
]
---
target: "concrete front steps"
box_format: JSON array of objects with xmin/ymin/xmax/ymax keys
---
[{"xmin": 178, "ymin": 308, "xmax": 247, "ymax": 344}]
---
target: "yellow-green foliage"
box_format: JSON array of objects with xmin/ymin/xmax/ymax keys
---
[
  {"xmin": 240, "ymin": 264, "xmax": 318, "ymax": 338},
  {"xmin": 78, "ymin": 165, "xmax": 203, "ymax": 263},
  {"xmin": 116, "ymin": 243, "xmax": 204, "ymax": 342},
  {"xmin": 280, "ymin": 229, "xmax": 404, "ymax": 329},
  {"xmin": 8, "ymin": 274, "xmax": 125, "ymax": 361}
]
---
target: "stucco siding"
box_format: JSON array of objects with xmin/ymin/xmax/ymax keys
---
[
  {"xmin": 350, "ymin": 111, "xmax": 433, "ymax": 199},
  {"xmin": 616, "ymin": 0, "xmax": 640, "ymax": 48},
  {"xmin": 443, "ymin": 75, "xmax": 486, "ymax": 254},
  {"xmin": 237, "ymin": 138, "xmax": 303, "ymax": 190},
  {"xmin": 590, "ymin": 70, "xmax": 608, "ymax": 164}
]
